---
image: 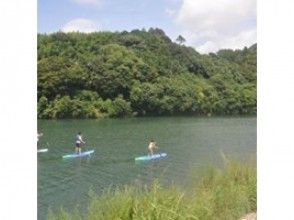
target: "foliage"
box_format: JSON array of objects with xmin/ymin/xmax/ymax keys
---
[
  {"xmin": 176, "ymin": 35, "xmax": 186, "ymax": 45},
  {"xmin": 47, "ymin": 158, "xmax": 256, "ymax": 220},
  {"xmin": 38, "ymin": 29, "xmax": 256, "ymax": 118}
]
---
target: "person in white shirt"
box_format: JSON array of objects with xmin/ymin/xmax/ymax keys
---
[{"xmin": 75, "ymin": 132, "xmax": 85, "ymax": 154}]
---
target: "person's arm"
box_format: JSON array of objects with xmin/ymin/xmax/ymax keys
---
[{"xmin": 81, "ymin": 136, "xmax": 86, "ymax": 144}]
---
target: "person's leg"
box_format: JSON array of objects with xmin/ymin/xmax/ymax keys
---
[
  {"xmin": 150, "ymin": 147, "xmax": 153, "ymax": 156},
  {"xmin": 76, "ymin": 143, "xmax": 80, "ymax": 153}
]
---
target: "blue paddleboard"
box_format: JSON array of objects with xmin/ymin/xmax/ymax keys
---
[
  {"xmin": 135, "ymin": 153, "xmax": 167, "ymax": 161},
  {"xmin": 62, "ymin": 150, "xmax": 94, "ymax": 159}
]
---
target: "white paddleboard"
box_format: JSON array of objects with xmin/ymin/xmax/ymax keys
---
[{"xmin": 37, "ymin": 148, "xmax": 48, "ymax": 153}]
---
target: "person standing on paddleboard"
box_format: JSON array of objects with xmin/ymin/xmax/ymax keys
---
[
  {"xmin": 37, "ymin": 131, "xmax": 43, "ymax": 143},
  {"xmin": 75, "ymin": 132, "xmax": 85, "ymax": 154},
  {"xmin": 148, "ymin": 139, "xmax": 157, "ymax": 156}
]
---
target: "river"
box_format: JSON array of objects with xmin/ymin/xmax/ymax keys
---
[{"xmin": 37, "ymin": 116, "xmax": 256, "ymax": 219}]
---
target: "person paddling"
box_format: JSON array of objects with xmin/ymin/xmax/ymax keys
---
[
  {"xmin": 75, "ymin": 132, "xmax": 85, "ymax": 154},
  {"xmin": 148, "ymin": 139, "xmax": 157, "ymax": 156}
]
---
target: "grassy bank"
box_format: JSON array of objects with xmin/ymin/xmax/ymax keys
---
[{"xmin": 47, "ymin": 158, "xmax": 256, "ymax": 220}]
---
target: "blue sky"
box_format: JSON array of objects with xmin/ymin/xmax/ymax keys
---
[
  {"xmin": 38, "ymin": 0, "xmax": 181, "ymax": 38},
  {"xmin": 38, "ymin": 0, "xmax": 256, "ymax": 53}
]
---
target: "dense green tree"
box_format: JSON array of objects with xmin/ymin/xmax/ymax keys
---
[
  {"xmin": 86, "ymin": 44, "xmax": 157, "ymax": 99},
  {"xmin": 37, "ymin": 29, "xmax": 257, "ymax": 119}
]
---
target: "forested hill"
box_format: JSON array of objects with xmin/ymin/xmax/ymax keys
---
[{"xmin": 37, "ymin": 28, "xmax": 256, "ymax": 119}]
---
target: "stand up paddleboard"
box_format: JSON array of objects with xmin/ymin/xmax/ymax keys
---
[
  {"xmin": 37, "ymin": 149, "xmax": 48, "ymax": 153},
  {"xmin": 135, "ymin": 153, "xmax": 167, "ymax": 161},
  {"xmin": 62, "ymin": 150, "xmax": 94, "ymax": 159}
]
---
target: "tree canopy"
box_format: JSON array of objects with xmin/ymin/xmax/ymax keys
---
[
  {"xmin": 176, "ymin": 35, "xmax": 186, "ymax": 45},
  {"xmin": 37, "ymin": 29, "xmax": 256, "ymax": 119}
]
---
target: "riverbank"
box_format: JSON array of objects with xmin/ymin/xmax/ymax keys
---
[{"xmin": 47, "ymin": 157, "xmax": 256, "ymax": 220}]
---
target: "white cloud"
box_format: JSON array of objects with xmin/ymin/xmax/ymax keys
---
[
  {"xmin": 62, "ymin": 18, "xmax": 98, "ymax": 33},
  {"xmin": 174, "ymin": 0, "xmax": 256, "ymax": 53},
  {"xmin": 72, "ymin": 0, "xmax": 102, "ymax": 6},
  {"xmin": 165, "ymin": 8, "xmax": 176, "ymax": 17},
  {"xmin": 196, "ymin": 29, "xmax": 257, "ymax": 53}
]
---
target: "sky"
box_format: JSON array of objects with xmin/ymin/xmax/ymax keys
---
[{"xmin": 38, "ymin": 0, "xmax": 256, "ymax": 53}]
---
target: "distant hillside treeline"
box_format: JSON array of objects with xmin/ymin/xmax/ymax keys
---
[{"xmin": 38, "ymin": 28, "xmax": 256, "ymax": 119}]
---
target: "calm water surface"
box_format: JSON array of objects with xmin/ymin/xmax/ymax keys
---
[{"xmin": 38, "ymin": 117, "xmax": 256, "ymax": 219}]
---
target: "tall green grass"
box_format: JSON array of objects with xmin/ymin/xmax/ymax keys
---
[{"xmin": 47, "ymin": 158, "xmax": 256, "ymax": 220}]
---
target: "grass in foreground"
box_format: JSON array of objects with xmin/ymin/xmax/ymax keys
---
[{"xmin": 47, "ymin": 158, "xmax": 256, "ymax": 220}]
